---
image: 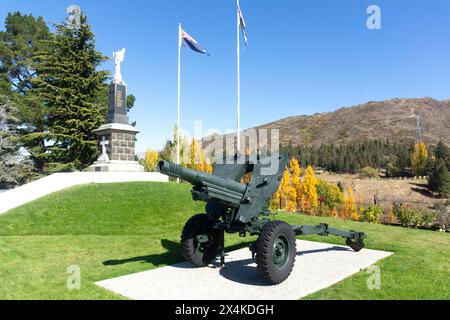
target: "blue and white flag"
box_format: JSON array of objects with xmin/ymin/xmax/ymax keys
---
[
  {"xmin": 181, "ymin": 29, "xmax": 209, "ymax": 55},
  {"xmin": 237, "ymin": 5, "xmax": 248, "ymax": 46}
]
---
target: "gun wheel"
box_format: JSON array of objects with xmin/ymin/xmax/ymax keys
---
[
  {"xmin": 181, "ymin": 214, "xmax": 223, "ymax": 267},
  {"xmin": 255, "ymin": 220, "xmax": 296, "ymax": 284},
  {"xmin": 346, "ymin": 238, "xmax": 365, "ymax": 252}
]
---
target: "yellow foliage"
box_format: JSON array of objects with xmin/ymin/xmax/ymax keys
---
[
  {"xmin": 144, "ymin": 148, "xmax": 159, "ymax": 172},
  {"xmin": 289, "ymin": 158, "xmax": 302, "ymax": 209},
  {"xmin": 201, "ymin": 149, "xmax": 213, "ymax": 174},
  {"xmin": 270, "ymin": 190, "xmax": 281, "ymax": 211},
  {"xmin": 411, "ymin": 142, "xmax": 428, "ymax": 176},
  {"xmin": 387, "ymin": 206, "xmax": 395, "ymax": 224},
  {"xmin": 189, "ymin": 138, "xmax": 202, "ymax": 170},
  {"xmin": 302, "ymin": 165, "xmax": 318, "ymax": 209},
  {"xmin": 331, "ymin": 208, "xmax": 339, "ymax": 219},
  {"xmin": 341, "ymin": 186, "xmax": 357, "ymax": 219},
  {"xmin": 277, "ymin": 169, "xmax": 297, "ymax": 212}
]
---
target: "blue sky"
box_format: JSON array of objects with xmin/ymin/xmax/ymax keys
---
[{"xmin": 1, "ymin": 0, "xmax": 450, "ymax": 152}]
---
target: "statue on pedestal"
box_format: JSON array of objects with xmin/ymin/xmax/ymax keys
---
[
  {"xmin": 113, "ymin": 48, "xmax": 126, "ymax": 85},
  {"xmin": 88, "ymin": 48, "xmax": 143, "ymax": 172}
]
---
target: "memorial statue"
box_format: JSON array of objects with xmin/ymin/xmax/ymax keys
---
[{"xmin": 113, "ymin": 48, "xmax": 126, "ymax": 84}]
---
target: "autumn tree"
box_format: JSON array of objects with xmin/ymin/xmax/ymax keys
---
[
  {"xmin": 143, "ymin": 148, "xmax": 159, "ymax": 172},
  {"xmin": 200, "ymin": 149, "xmax": 213, "ymax": 174},
  {"xmin": 289, "ymin": 158, "xmax": 302, "ymax": 210},
  {"xmin": 301, "ymin": 165, "xmax": 318, "ymax": 211},
  {"xmin": 411, "ymin": 142, "xmax": 428, "ymax": 176},
  {"xmin": 273, "ymin": 169, "xmax": 297, "ymax": 212},
  {"xmin": 341, "ymin": 186, "xmax": 358, "ymax": 220},
  {"xmin": 188, "ymin": 138, "xmax": 202, "ymax": 170}
]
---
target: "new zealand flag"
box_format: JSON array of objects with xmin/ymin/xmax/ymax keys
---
[{"xmin": 181, "ymin": 29, "xmax": 209, "ymax": 55}]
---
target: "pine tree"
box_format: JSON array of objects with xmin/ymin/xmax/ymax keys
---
[
  {"xmin": 0, "ymin": 95, "xmax": 32, "ymax": 187},
  {"xmin": 434, "ymin": 141, "xmax": 450, "ymax": 170},
  {"xmin": 0, "ymin": 12, "xmax": 52, "ymax": 171},
  {"xmin": 31, "ymin": 12, "xmax": 108, "ymax": 171},
  {"xmin": 411, "ymin": 142, "xmax": 428, "ymax": 176},
  {"xmin": 428, "ymin": 159, "xmax": 450, "ymax": 197}
]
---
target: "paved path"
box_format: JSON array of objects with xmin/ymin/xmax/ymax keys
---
[
  {"xmin": 0, "ymin": 172, "xmax": 168, "ymax": 214},
  {"xmin": 96, "ymin": 240, "xmax": 393, "ymax": 300}
]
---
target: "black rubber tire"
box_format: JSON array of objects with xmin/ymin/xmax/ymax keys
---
[
  {"xmin": 181, "ymin": 214, "xmax": 223, "ymax": 267},
  {"xmin": 255, "ymin": 220, "xmax": 296, "ymax": 284},
  {"xmin": 346, "ymin": 238, "xmax": 365, "ymax": 252}
]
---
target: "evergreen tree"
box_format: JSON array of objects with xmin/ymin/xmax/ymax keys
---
[
  {"xmin": 160, "ymin": 140, "xmax": 174, "ymax": 162},
  {"xmin": 282, "ymin": 139, "xmax": 414, "ymax": 176},
  {"xmin": 428, "ymin": 159, "xmax": 450, "ymax": 197},
  {"xmin": 0, "ymin": 12, "xmax": 50, "ymax": 95},
  {"xmin": 31, "ymin": 12, "xmax": 108, "ymax": 171},
  {"xmin": 0, "ymin": 12, "xmax": 52, "ymax": 171},
  {"xmin": 434, "ymin": 141, "xmax": 450, "ymax": 170},
  {"xmin": 0, "ymin": 95, "xmax": 33, "ymax": 187}
]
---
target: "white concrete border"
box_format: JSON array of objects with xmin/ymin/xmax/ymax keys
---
[
  {"xmin": 0, "ymin": 172, "xmax": 168, "ymax": 214},
  {"xmin": 96, "ymin": 240, "xmax": 393, "ymax": 300}
]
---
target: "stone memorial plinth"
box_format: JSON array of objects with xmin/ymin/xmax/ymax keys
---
[{"xmin": 88, "ymin": 48, "xmax": 144, "ymax": 172}]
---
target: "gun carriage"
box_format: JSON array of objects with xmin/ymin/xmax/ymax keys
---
[{"xmin": 157, "ymin": 154, "xmax": 366, "ymax": 284}]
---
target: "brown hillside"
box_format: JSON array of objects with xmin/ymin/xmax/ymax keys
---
[{"xmin": 253, "ymin": 98, "xmax": 450, "ymax": 147}]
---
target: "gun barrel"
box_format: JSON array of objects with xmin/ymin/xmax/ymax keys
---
[{"xmin": 157, "ymin": 160, "xmax": 247, "ymax": 195}]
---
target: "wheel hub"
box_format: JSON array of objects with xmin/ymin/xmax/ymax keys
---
[{"xmin": 272, "ymin": 236, "xmax": 289, "ymax": 268}]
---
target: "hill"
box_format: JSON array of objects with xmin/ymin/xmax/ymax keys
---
[
  {"xmin": 207, "ymin": 98, "xmax": 450, "ymax": 148},
  {"xmin": 258, "ymin": 98, "xmax": 450, "ymax": 146}
]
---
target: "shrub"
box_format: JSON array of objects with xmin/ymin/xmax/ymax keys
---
[
  {"xmin": 316, "ymin": 180, "xmax": 344, "ymax": 211},
  {"xmin": 337, "ymin": 181, "xmax": 344, "ymax": 193},
  {"xmin": 387, "ymin": 206, "xmax": 395, "ymax": 224},
  {"xmin": 359, "ymin": 167, "xmax": 379, "ymax": 178},
  {"xmin": 394, "ymin": 205, "xmax": 436, "ymax": 228},
  {"xmin": 420, "ymin": 211, "xmax": 437, "ymax": 227},
  {"xmin": 317, "ymin": 202, "xmax": 333, "ymax": 217},
  {"xmin": 360, "ymin": 205, "xmax": 383, "ymax": 223}
]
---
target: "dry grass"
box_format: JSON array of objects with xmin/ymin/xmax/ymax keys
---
[{"xmin": 318, "ymin": 173, "xmax": 444, "ymax": 210}]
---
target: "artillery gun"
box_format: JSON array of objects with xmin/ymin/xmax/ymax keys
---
[{"xmin": 157, "ymin": 154, "xmax": 366, "ymax": 284}]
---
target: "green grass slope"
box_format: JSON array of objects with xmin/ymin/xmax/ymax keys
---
[{"xmin": 0, "ymin": 182, "xmax": 448, "ymax": 299}]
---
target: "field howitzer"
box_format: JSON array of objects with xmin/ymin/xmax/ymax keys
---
[{"xmin": 157, "ymin": 154, "xmax": 366, "ymax": 284}]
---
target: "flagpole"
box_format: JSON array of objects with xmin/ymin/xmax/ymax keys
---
[
  {"xmin": 236, "ymin": 0, "xmax": 241, "ymax": 154},
  {"xmin": 177, "ymin": 23, "xmax": 182, "ymax": 182}
]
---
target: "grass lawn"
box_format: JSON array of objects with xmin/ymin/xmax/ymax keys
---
[{"xmin": 0, "ymin": 182, "xmax": 448, "ymax": 299}]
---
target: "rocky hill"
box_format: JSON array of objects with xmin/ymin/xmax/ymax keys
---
[{"xmin": 250, "ymin": 98, "xmax": 450, "ymax": 147}]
